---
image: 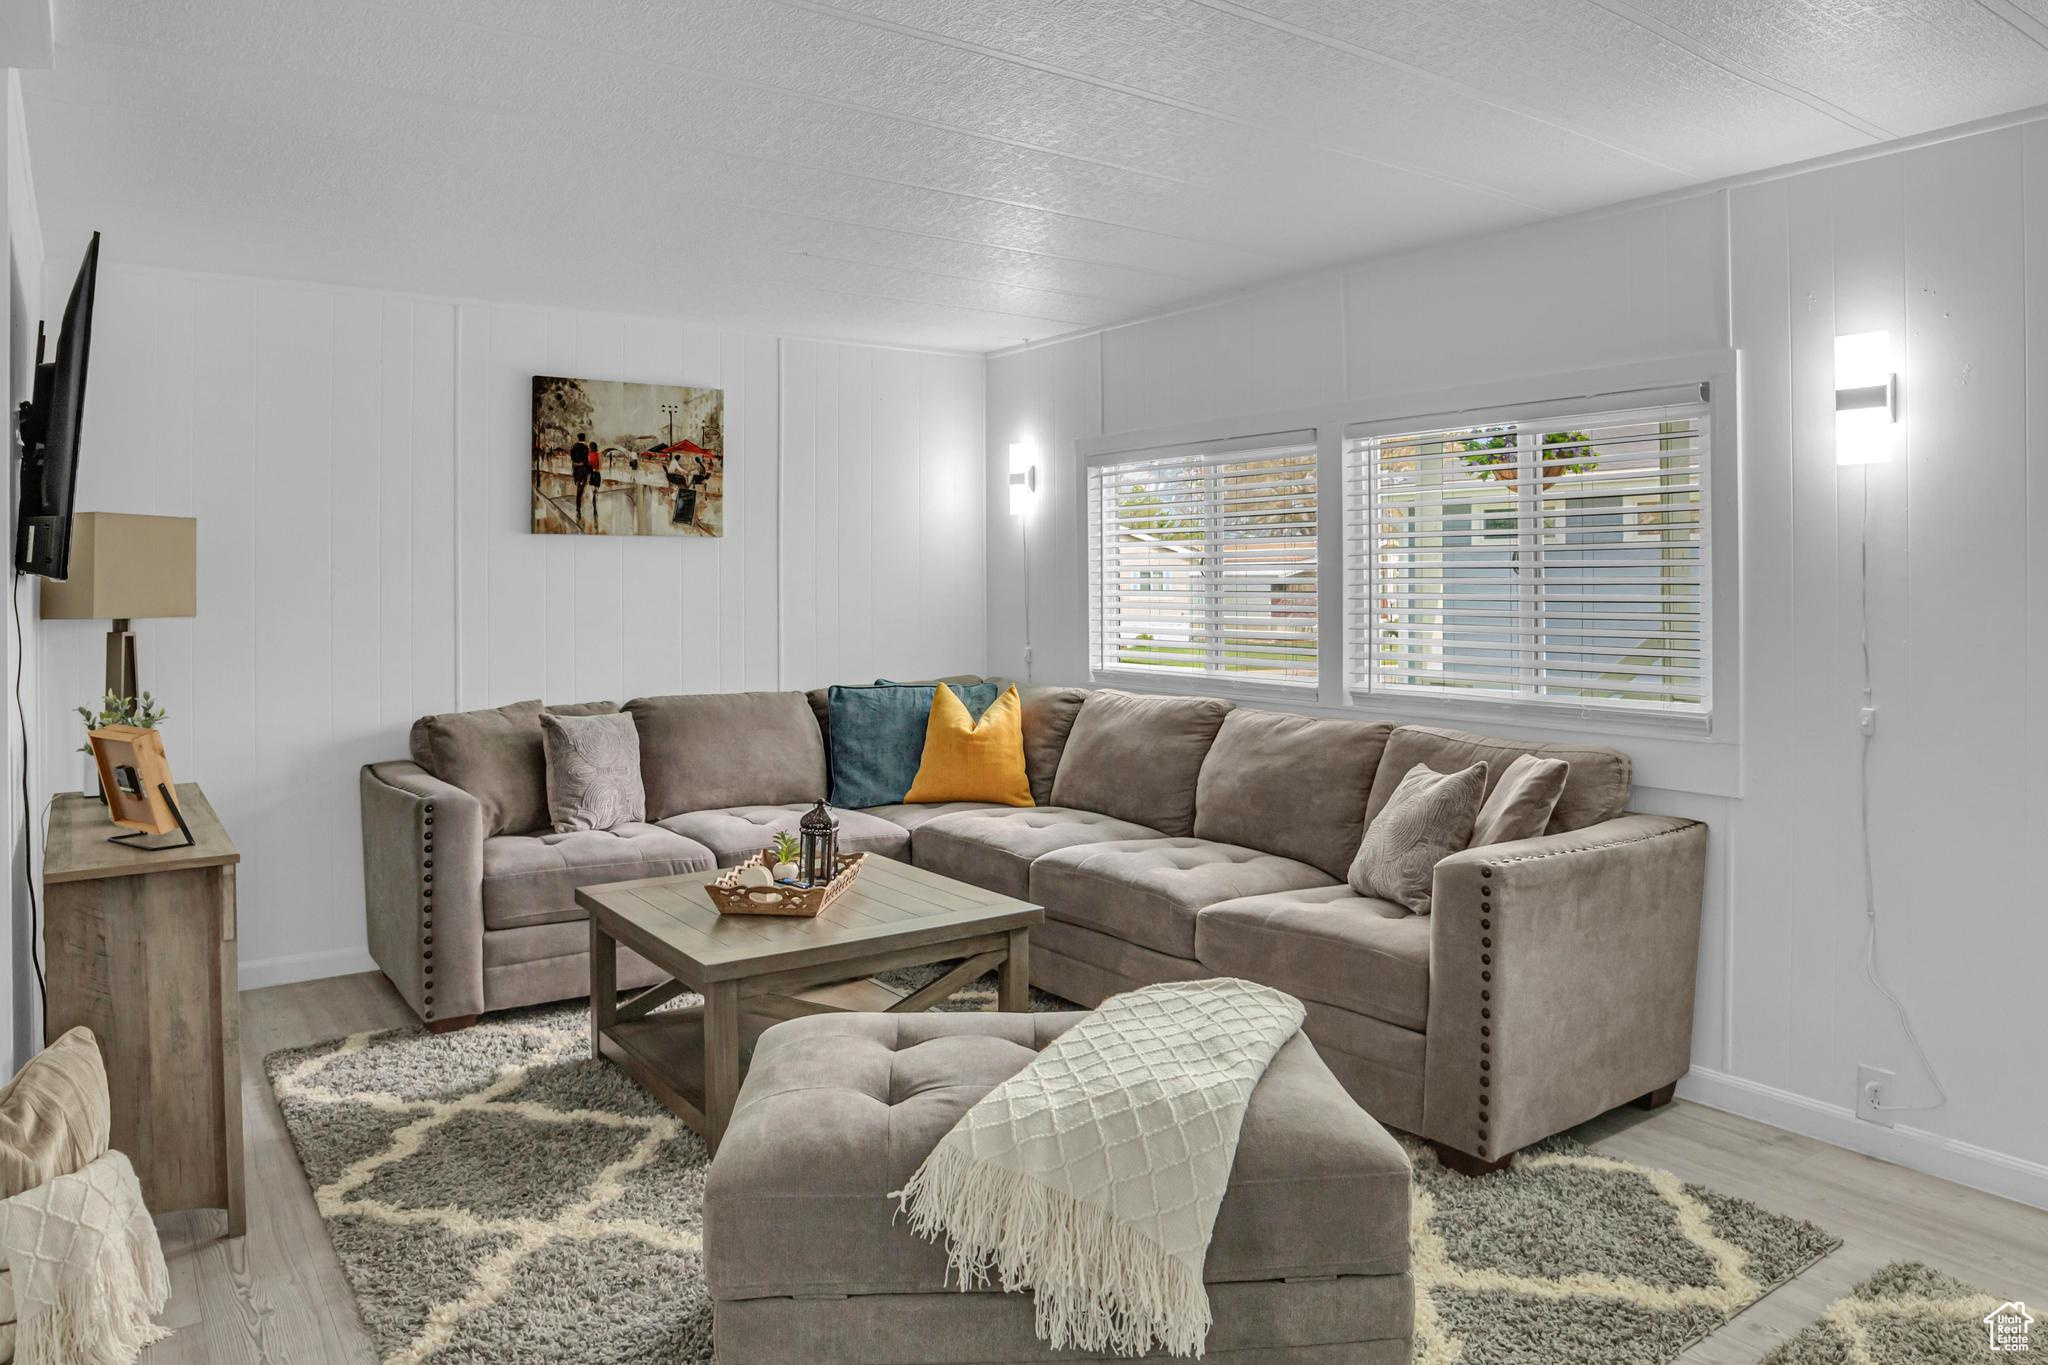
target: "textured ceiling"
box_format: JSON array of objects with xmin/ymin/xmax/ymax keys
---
[{"xmin": 22, "ymin": 0, "xmax": 2048, "ymax": 351}]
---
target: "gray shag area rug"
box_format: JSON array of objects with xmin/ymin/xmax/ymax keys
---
[
  {"xmin": 267, "ymin": 966, "xmax": 1839, "ymax": 1365},
  {"xmin": 1760, "ymin": 1262, "xmax": 2014, "ymax": 1364}
]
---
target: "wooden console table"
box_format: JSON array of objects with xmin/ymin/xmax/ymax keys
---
[{"xmin": 44, "ymin": 783, "xmax": 244, "ymax": 1238}]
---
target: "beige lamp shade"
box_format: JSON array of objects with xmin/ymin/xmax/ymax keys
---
[{"xmin": 40, "ymin": 513, "xmax": 197, "ymax": 622}]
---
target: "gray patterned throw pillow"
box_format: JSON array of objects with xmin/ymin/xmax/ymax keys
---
[
  {"xmin": 540, "ymin": 710, "xmax": 645, "ymax": 832},
  {"xmin": 1347, "ymin": 760, "xmax": 1487, "ymax": 915}
]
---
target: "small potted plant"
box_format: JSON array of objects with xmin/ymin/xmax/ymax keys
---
[
  {"xmin": 77, "ymin": 690, "xmax": 167, "ymax": 799},
  {"xmin": 766, "ymin": 831, "xmax": 802, "ymax": 883}
]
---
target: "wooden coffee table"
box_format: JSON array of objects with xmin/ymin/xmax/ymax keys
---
[{"xmin": 577, "ymin": 855, "xmax": 1043, "ymax": 1152}]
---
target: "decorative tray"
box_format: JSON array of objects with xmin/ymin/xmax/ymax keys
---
[{"xmin": 706, "ymin": 850, "xmax": 866, "ymax": 918}]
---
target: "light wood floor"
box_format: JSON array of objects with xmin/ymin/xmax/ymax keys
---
[{"xmin": 143, "ymin": 970, "xmax": 2048, "ymax": 1365}]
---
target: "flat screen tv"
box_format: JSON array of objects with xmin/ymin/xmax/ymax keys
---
[{"xmin": 15, "ymin": 231, "xmax": 99, "ymax": 578}]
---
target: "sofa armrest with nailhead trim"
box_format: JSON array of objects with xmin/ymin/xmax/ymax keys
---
[
  {"xmin": 362, "ymin": 761, "xmax": 486, "ymax": 1028},
  {"xmin": 1421, "ymin": 813, "xmax": 1708, "ymax": 1165}
]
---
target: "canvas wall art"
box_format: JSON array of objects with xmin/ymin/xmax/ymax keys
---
[{"xmin": 531, "ymin": 375, "xmax": 724, "ymax": 536}]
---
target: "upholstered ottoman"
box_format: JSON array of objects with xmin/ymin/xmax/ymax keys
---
[{"xmin": 704, "ymin": 1011, "xmax": 1414, "ymax": 1364}]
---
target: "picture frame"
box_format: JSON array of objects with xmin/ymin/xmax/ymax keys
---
[
  {"xmin": 531, "ymin": 375, "xmax": 725, "ymax": 537},
  {"xmin": 87, "ymin": 724, "xmax": 193, "ymax": 848}
]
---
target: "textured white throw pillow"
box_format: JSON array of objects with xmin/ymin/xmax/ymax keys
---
[
  {"xmin": 540, "ymin": 710, "xmax": 645, "ymax": 832},
  {"xmin": 1347, "ymin": 761, "xmax": 1487, "ymax": 914}
]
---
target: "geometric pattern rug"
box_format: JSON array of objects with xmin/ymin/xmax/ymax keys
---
[
  {"xmin": 1760, "ymin": 1262, "xmax": 2016, "ymax": 1364},
  {"xmin": 266, "ymin": 969, "xmax": 1840, "ymax": 1365}
]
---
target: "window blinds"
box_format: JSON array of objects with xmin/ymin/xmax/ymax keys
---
[
  {"xmin": 1346, "ymin": 403, "xmax": 1708, "ymax": 713},
  {"xmin": 1087, "ymin": 440, "xmax": 1318, "ymax": 689}
]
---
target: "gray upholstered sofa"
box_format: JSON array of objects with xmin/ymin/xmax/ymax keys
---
[{"xmin": 361, "ymin": 678, "xmax": 1707, "ymax": 1167}]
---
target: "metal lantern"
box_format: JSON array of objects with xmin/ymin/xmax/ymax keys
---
[{"xmin": 798, "ymin": 800, "xmax": 839, "ymax": 886}]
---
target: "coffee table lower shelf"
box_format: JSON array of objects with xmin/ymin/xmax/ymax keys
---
[{"xmin": 595, "ymin": 978, "xmax": 904, "ymax": 1139}]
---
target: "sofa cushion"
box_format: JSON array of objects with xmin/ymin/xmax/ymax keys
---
[
  {"xmin": 480, "ymin": 824, "xmax": 715, "ymax": 931},
  {"xmin": 625, "ymin": 692, "xmax": 826, "ymax": 819},
  {"xmin": 1017, "ymin": 686, "xmax": 1088, "ymax": 807},
  {"xmin": 912, "ymin": 807, "xmax": 1163, "ymax": 900},
  {"xmin": 704, "ymin": 1012, "xmax": 1412, "ymax": 1302},
  {"xmin": 1029, "ymin": 837, "xmax": 1337, "ymax": 960},
  {"xmin": 859, "ymin": 801, "xmax": 1011, "ymax": 835},
  {"xmin": 1195, "ymin": 710, "xmax": 1393, "ymax": 880},
  {"xmin": 657, "ymin": 804, "xmax": 910, "ymax": 867},
  {"xmin": 1365, "ymin": 725, "xmax": 1631, "ymax": 835},
  {"xmin": 409, "ymin": 698, "xmax": 618, "ymax": 836},
  {"xmin": 1048, "ymin": 690, "xmax": 1232, "ymax": 837},
  {"xmin": 1197, "ymin": 887, "xmax": 1431, "ymax": 1031}
]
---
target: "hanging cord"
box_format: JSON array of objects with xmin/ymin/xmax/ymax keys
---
[
  {"xmin": 1020, "ymin": 510, "xmax": 1033, "ymax": 683},
  {"xmin": 12, "ymin": 571, "xmax": 44, "ymax": 1013},
  {"xmin": 1856, "ymin": 471, "xmax": 1944, "ymax": 1115}
]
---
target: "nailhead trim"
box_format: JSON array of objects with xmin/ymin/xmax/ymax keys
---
[
  {"xmin": 1477, "ymin": 876, "xmax": 1493, "ymax": 1151},
  {"xmin": 422, "ymin": 818, "xmax": 438, "ymax": 1019}
]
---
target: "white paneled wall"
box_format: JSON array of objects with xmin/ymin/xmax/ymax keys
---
[
  {"xmin": 4, "ymin": 72, "xmax": 44, "ymax": 1070},
  {"xmin": 40, "ymin": 266, "xmax": 984, "ymax": 989},
  {"xmin": 779, "ymin": 339, "xmax": 987, "ymax": 690},
  {"xmin": 987, "ymin": 119, "xmax": 2048, "ymax": 1204}
]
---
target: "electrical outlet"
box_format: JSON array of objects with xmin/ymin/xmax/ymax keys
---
[{"xmin": 1857, "ymin": 1064, "xmax": 1895, "ymax": 1126}]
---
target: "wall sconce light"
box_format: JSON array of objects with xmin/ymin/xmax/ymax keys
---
[
  {"xmin": 1835, "ymin": 330, "xmax": 1897, "ymax": 466},
  {"xmin": 1008, "ymin": 439, "xmax": 1038, "ymax": 516}
]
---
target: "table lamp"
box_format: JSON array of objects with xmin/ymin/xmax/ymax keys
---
[{"xmin": 39, "ymin": 512, "xmax": 197, "ymax": 699}]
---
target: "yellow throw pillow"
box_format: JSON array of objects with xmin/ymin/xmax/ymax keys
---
[{"xmin": 904, "ymin": 684, "xmax": 1035, "ymax": 807}]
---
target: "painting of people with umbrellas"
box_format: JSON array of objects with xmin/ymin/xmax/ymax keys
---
[{"xmin": 531, "ymin": 375, "xmax": 724, "ymax": 537}]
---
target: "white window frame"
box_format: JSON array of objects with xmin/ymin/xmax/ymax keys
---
[
  {"xmin": 1073, "ymin": 352, "xmax": 1740, "ymax": 757},
  {"xmin": 1345, "ymin": 393, "xmax": 1713, "ymax": 728},
  {"xmin": 1084, "ymin": 429, "xmax": 1322, "ymax": 702}
]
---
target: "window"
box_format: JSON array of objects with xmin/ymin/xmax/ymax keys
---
[
  {"xmin": 1346, "ymin": 401, "xmax": 1708, "ymax": 715},
  {"xmin": 1087, "ymin": 438, "xmax": 1318, "ymax": 689}
]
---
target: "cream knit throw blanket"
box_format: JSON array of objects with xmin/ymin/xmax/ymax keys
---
[
  {"xmin": 0, "ymin": 1150, "xmax": 170, "ymax": 1364},
  {"xmin": 894, "ymin": 978, "xmax": 1306, "ymax": 1359}
]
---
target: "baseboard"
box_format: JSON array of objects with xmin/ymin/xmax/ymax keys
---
[
  {"xmin": 1677, "ymin": 1066, "xmax": 2048, "ymax": 1211},
  {"xmin": 238, "ymin": 947, "xmax": 379, "ymax": 991}
]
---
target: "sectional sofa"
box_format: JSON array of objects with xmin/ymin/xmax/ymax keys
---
[{"xmin": 361, "ymin": 678, "xmax": 1707, "ymax": 1167}]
